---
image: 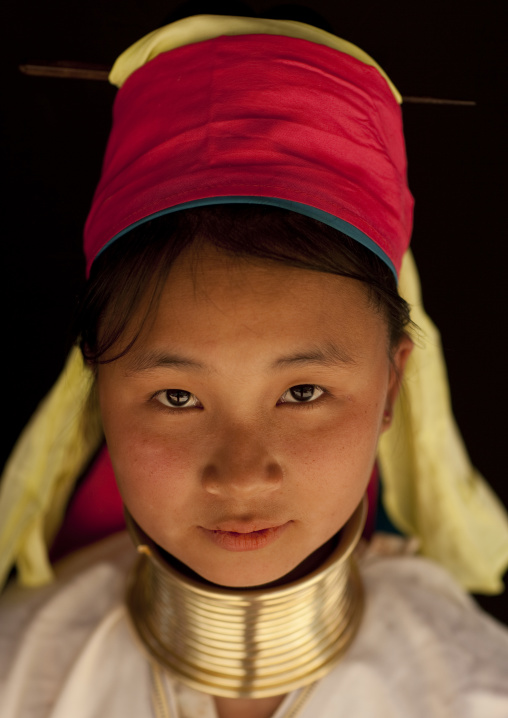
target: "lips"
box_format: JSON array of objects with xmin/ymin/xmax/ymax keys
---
[
  {"xmin": 211, "ymin": 521, "xmax": 284, "ymax": 533},
  {"xmin": 199, "ymin": 521, "xmax": 292, "ymax": 552}
]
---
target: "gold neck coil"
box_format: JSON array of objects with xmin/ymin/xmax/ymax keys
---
[{"xmin": 125, "ymin": 500, "xmax": 366, "ymax": 699}]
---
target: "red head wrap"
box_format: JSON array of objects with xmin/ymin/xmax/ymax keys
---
[{"xmin": 84, "ymin": 34, "xmax": 413, "ymax": 276}]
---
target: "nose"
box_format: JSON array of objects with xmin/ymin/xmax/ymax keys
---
[{"xmin": 201, "ymin": 425, "xmax": 283, "ymax": 497}]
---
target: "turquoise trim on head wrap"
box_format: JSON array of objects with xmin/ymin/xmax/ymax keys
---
[{"xmin": 94, "ymin": 197, "xmax": 398, "ymax": 280}]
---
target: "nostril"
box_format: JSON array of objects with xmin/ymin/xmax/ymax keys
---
[{"xmin": 266, "ymin": 462, "xmax": 284, "ymax": 482}]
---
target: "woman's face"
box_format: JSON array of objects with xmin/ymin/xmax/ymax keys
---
[{"xmin": 97, "ymin": 243, "xmax": 411, "ymax": 587}]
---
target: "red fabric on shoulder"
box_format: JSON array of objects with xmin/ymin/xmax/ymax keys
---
[{"xmin": 50, "ymin": 444, "xmax": 125, "ymax": 561}]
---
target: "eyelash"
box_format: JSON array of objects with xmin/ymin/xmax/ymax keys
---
[
  {"xmin": 277, "ymin": 385, "xmax": 327, "ymax": 409},
  {"xmin": 151, "ymin": 385, "xmax": 329, "ymax": 414}
]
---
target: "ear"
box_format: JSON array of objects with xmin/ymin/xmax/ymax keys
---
[{"xmin": 382, "ymin": 334, "xmax": 413, "ymax": 430}]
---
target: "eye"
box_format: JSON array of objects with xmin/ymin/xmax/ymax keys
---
[
  {"xmin": 154, "ymin": 389, "xmax": 201, "ymax": 409},
  {"xmin": 278, "ymin": 384, "xmax": 325, "ymax": 404}
]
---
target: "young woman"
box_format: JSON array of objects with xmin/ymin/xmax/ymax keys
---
[{"xmin": 1, "ymin": 14, "xmax": 508, "ymax": 718}]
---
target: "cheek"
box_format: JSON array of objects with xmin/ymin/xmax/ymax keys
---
[
  {"xmin": 100, "ymin": 399, "xmax": 199, "ymax": 518},
  {"xmin": 282, "ymin": 404, "xmax": 382, "ymax": 507},
  {"xmin": 293, "ymin": 398, "xmax": 382, "ymax": 469}
]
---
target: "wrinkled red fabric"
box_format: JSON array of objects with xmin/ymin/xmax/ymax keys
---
[
  {"xmin": 50, "ymin": 446, "xmax": 124, "ymax": 561},
  {"xmin": 84, "ymin": 35, "xmax": 413, "ymax": 275}
]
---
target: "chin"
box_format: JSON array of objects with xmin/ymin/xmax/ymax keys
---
[
  {"xmin": 188, "ymin": 542, "xmax": 335, "ymax": 589},
  {"xmin": 188, "ymin": 557, "xmax": 298, "ymax": 589}
]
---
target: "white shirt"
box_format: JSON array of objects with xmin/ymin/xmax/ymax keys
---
[{"xmin": 1, "ymin": 532, "xmax": 507, "ymax": 718}]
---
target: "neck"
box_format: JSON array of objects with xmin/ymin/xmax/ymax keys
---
[{"xmin": 125, "ymin": 499, "xmax": 366, "ymax": 699}]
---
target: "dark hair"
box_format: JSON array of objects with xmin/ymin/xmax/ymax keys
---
[{"xmin": 75, "ymin": 204, "xmax": 411, "ymax": 363}]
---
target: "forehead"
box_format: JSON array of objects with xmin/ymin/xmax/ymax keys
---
[
  {"xmin": 175, "ymin": 242, "xmax": 352, "ymax": 309},
  {"xmin": 129, "ymin": 243, "xmax": 388, "ymax": 365}
]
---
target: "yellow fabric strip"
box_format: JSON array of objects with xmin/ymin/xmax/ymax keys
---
[
  {"xmin": 109, "ymin": 14, "xmax": 402, "ymax": 104},
  {"xmin": 378, "ymin": 252, "xmax": 508, "ymax": 594},
  {"xmin": 0, "ymin": 347, "xmax": 102, "ymax": 588}
]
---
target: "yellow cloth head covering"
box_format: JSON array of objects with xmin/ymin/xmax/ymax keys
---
[
  {"xmin": 108, "ymin": 13, "xmax": 401, "ymax": 103},
  {"xmin": 378, "ymin": 253, "xmax": 508, "ymax": 593},
  {"xmin": 0, "ymin": 350, "xmax": 101, "ymax": 587}
]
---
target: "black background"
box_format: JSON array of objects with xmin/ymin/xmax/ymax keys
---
[{"xmin": 1, "ymin": 0, "xmax": 506, "ymax": 622}]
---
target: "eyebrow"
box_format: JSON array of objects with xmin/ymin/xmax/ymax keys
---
[
  {"xmin": 125, "ymin": 351, "xmax": 208, "ymax": 373},
  {"xmin": 270, "ymin": 342, "xmax": 356, "ymax": 370},
  {"xmin": 125, "ymin": 341, "xmax": 356, "ymax": 375}
]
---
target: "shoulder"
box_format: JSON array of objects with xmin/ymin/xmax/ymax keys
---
[
  {"xmin": 0, "ymin": 532, "xmax": 145, "ymax": 718},
  {"xmin": 309, "ymin": 551, "xmax": 508, "ymax": 717},
  {"xmin": 0, "ymin": 531, "xmax": 135, "ymax": 635},
  {"xmin": 360, "ymin": 550, "xmax": 507, "ymax": 646}
]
